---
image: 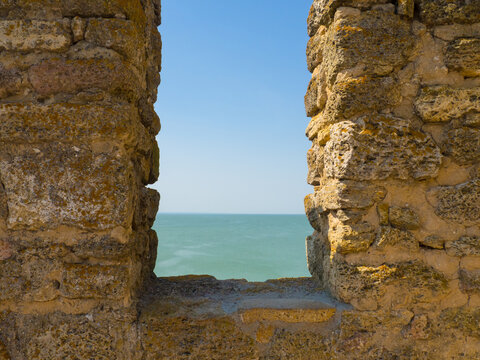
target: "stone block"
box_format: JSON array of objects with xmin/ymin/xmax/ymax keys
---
[
  {"xmin": 306, "ymin": 179, "xmax": 386, "ymax": 218},
  {"xmin": 322, "ymin": 9, "xmax": 414, "ymax": 82},
  {"xmin": 306, "ymin": 144, "xmax": 324, "ymax": 186},
  {"xmin": 28, "ymin": 58, "xmax": 142, "ymax": 101},
  {"xmin": 324, "ymin": 116, "xmax": 442, "ymax": 181},
  {"xmin": 240, "ymin": 308, "xmax": 336, "ymax": 324},
  {"xmin": 328, "ymin": 220, "xmax": 376, "ymax": 254},
  {"xmin": 417, "ymin": 0, "xmax": 480, "ymax": 26},
  {"xmin": 0, "ymin": 144, "xmax": 135, "ymax": 231},
  {"xmin": 140, "ymin": 313, "xmax": 257, "ymax": 360},
  {"xmin": 61, "ymin": 263, "xmax": 129, "ymax": 300},
  {"xmin": 420, "ymin": 236, "xmax": 445, "ymax": 250},
  {"xmin": 0, "ymin": 103, "xmax": 149, "ymax": 149},
  {"xmin": 61, "ymin": 0, "xmax": 146, "ymax": 28},
  {"xmin": 85, "ymin": 19, "xmax": 144, "ymax": 65},
  {"xmin": 446, "ymin": 236, "xmax": 480, "ymax": 257},
  {"xmin": 415, "ymin": 86, "xmax": 480, "ymax": 123},
  {"xmin": 445, "ymin": 38, "xmax": 480, "ymax": 77},
  {"xmin": 459, "ymin": 269, "xmax": 480, "ymax": 293},
  {"xmin": 133, "ymin": 188, "xmax": 160, "ymax": 230},
  {"xmin": 388, "ymin": 206, "xmax": 420, "ymax": 230},
  {"xmin": 322, "ymin": 76, "xmax": 400, "ymax": 124},
  {"xmin": 0, "ymin": 260, "xmax": 27, "ymax": 301},
  {"xmin": 71, "ymin": 16, "xmax": 86, "ymax": 43},
  {"xmin": 0, "ymin": 64, "xmax": 23, "ymax": 99},
  {"xmin": 307, "ymin": 0, "xmax": 390, "ymax": 35},
  {"xmin": 375, "ymin": 226, "xmax": 418, "ymax": 251},
  {"xmin": 0, "ymin": 20, "xmax": 71, "ymax": 52},
  {"xmin": 306, "ymin": 26, "xmax": 326, "ymax": 72},
  {"xmin": 428, "ymin": 180, "xmax": 480, "ymax": 225},
  {"xmin": 443, "ymin": 126, "xmax": 480, "ymax": 165},
  {"xmin": 328, "ymin": 259, "xmax": 449, "ymax": 308},
  {"xmin": 440, "ymin": 307, "xmax": 480, "ymax": 338},
  {"xmin": 19, "ymin": 312, "xmax": 136, "ymax": 360}
]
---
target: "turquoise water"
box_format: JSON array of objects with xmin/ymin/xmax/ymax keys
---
[{"xmin": 153, "ymin": 214, "xmax": 312, "ymax": 281}]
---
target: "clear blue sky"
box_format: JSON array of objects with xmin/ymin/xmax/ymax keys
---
[{"xmin": 151, "ymin": 0, "xmax": 313, "ymax": 214}]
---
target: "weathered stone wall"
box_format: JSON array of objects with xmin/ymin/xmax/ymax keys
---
[
  {"xmin": 304, "ymin": 0, "xmax": 480, "ymax": 356},
  {"xmin": 1, "ymin": 0, "xmax": 479, "ymax": 359},
  {"xmin": 0, "ymin": 0, "xmax": 161, "ymax": 358}
]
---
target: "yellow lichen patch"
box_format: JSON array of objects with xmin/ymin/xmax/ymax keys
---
[{"xmin": 240, "ymin": 308, "xmax": 336, "ymax": 324}]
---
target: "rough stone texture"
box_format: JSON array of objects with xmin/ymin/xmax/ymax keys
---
[
  {"xmin": 428, "ymin": 180, "xmax": 480, "ymax": 225},
  {"xmin": 415, "ymin": 86, "xmax": 480, "ymax": 123},
  {"xmin": 324, "ymin": 116, "xmax": 442, "ymax": 181},
  {"xmin": 1, "ymin": 0, "xmax": 480, "ymax": 358},
  {"xmin": 303, "ymin": 0, "xmax": 480, "ymax": 357},
  {"xmin": 0, "ymin": 0, "xmax": 161, "ymax": 358}
]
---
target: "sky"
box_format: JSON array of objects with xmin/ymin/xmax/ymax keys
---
[{"xmin": 151, "ymin": 0, "xmax": 313, "ymax": 214}]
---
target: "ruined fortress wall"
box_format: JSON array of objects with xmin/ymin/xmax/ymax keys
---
[
  {"xmin": 0, "ymin": 0, "xmax": 161, "ymax": 358},
  {"xmin": 304, "ymin": 0, "xmax": 480, "ymax": 355},
  {"xmin": 0, "ymin": 0, "xmax": 480, "ymax": 359}
]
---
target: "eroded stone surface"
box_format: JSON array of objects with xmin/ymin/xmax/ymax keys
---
[
  {"xmin": 417, "ymin": 0, "xmax": 480, "ymax": 26},
  {"xmin": 324, "ymin": 116, "xmax": 442, "ymax": 181},
  {"xmin": 428, "ymin": 180, "xmax": 480, "ymax": 225},
  {"xmin": 0, "ymin": 144, "xmax": 135, "ymax": 230},
  {"xmin": 415, "ymin": 86, "xmax": 480, "ymax": 123},
  {"xmin": 0, "ymin": 20, "xmax": 71, "ymax": 52},
  {"xmin": 445, "ymin": 38, "xmax": 480, "ymax": 77}
]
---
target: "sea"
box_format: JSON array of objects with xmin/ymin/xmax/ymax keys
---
[{"xmin": 153, "ymin": 214, "xmax": 312, "ymax": 282}]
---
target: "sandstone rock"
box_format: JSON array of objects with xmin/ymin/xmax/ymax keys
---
[
  {"xmin": 328, "ymin": 259, "xmax": 448, "ymax": 307},
  {"xmin": 328, "ymin": 214, "xmax": 375, "ymax": 254},
  {"xmin": 0, "ymin": 20, "xmax": 71, "ymax": 52},
  {"xmin": 28, "ymin": 58, "xmax": 141, "ymax": 101},
  {"xmin": 0, "ymin": 144, "xmax": 135, "ymax": 231},
  {"xmin": 446, "ymin": 236, "xmax": 480, "ymax": 257},
  {"xmin": 0, "ymin": 64, "xmax": 23, "ymax": 99},
  {"xmin": 265, "ymin": 329, "xmax": 333, "ymax": 360},
  {"xmin": 306, "ymin": 179, "xmax": 386, "ymax": 216},
  {"xmin": 61, "ymin": 0, "xmax": 146, "ymax": 28},
  {"xmin": 377, "ymin": 203, "xmax": 389, "ymax": 226},
  {"xmin": 322, "ymin": 9, "xmax": 414, "ymax": 82},
  {"xmin": 0, "ymin": 103, "xmax": 149, "ymax": 150},
  {"xmin": 85, "ymin": 19, "xmax": 144, "ymax": 65},
  {"xmin": 140, "ymin": 311, "xmax": 257, "ymax": 360},
  {"xmin": 375, "ymin": 226, "xmax": 419, "ymax": 251},
  {"xmin": 321, "ymin": 76, "xmax": 400, "ymax": 124},
  {"xmin": 417, "ymin": 0, "xmax": 480, "ymax": 26},
  {"xmin": 415, "ymin": 86, "xmax": 480, "ymax": 123},
  {"xmin": 459, "ymin": 269, "xmax": 480, "ymax": 293},
  {"xmin": 307, "ymin": 144, "xmax": 324, "ymax": 186},
  {"xmin": 428, "ymin": 180, "xmax": 480, "ymax": 225},
  {"xmin": 388, "ymin": 206, "xmax": 420, "ymax": 230},
  {"xmin": 134, "ymin": 188, "xmax": 160, "ymax": 230},
  {"xmin": 445, "ymin": 38, "xmax": 480, "ymax": 77},
  {"xmin": 71, "ymin": 16, "xmax": 86, "ymax": 43},
  {"xmin": 306, "ymin": 233, "xmax": 328, "ymax": 277},
  {"xmin": 324, "ymin": 116, "xmax": 442, "ymax": 181},
  {"xmin": 306, "ymin": 26, "xmax": 326, "ymax": 72},
  {"xmin": 61, "ymin": 263, "xmax": 129, "ymax": 300},
  {"xmin": 440, "ymin": 307, "xmax": 480, "ymax": 338},
  {"xmin": 420, "ymin": 236, "xmax": 445, "ymax": 250},
  {"xmin": 307, "ymin": 0, "xmax": 390, "ymax": 34},
  {"xmin": 443, "ymin": 126, "xmax": 480, "ymax": 165}
]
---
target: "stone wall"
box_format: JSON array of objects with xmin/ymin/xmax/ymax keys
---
[
  {"xmin": 304, "ymin": 0, "xmax": 480, "ymax": 356},
  {"xmin": 0, "ymin": 0, "xmax": 479, "ymax": 359},
  {"xmin": 0, "ymin": 0, "xmax": 161, "ymax": 358}
]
